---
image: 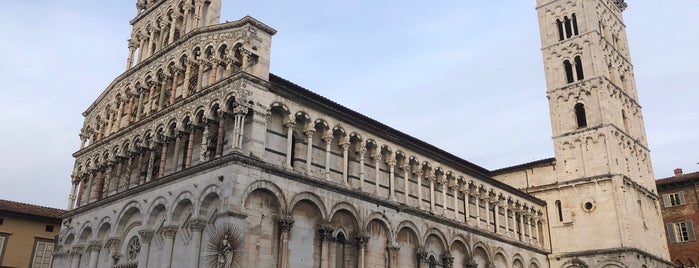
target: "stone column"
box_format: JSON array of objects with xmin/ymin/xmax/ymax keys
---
[
  {"xmin": 189, "ymin": 218, "xmax": 206, "ymax": 268},
  {"xmin": 340, "ymin": 139, "xmax": 350, "ymax": 186},
  {"xmin": 209, "ymin": 62, "xmax": 218, "ymax": 84},
  {"xmin": 196, "ymin": 61, "xmax": 205, "ymax": 91},
  {"xmin": 182, "ymin": 63, "xmax": 192, "ymax": 98},
  {"xmin": 69, "ymin": 246, "xmax": 83, "ymax": 268},
  {"xmin": 110, "ymin": 161, "xmax": 121, "ymax": 194},
  {"xmin": 138, "ymin": 37, "xmax": 147, "ymax": 63},
  {"xmin": 214, "ymin": 111, "xmax": 225, "ymax": 158},
  {"xmin": 127, "ymin": 42, "xmax": 137, "ymax": 70},
  {"xmin": 157, "ymin": 139, "xmax": 169, "ymax": 179},
  {"xmin": 158, "ymin": 76, "xmax": 170, "ymax": 110},
  {"xmin": 355, "ymin": 235, "xmax": 369, "ymax": 268},
  {"xmin": 530, "ymin": 214, "xmax": 538, "ymax": 245},
  {"xmin": 161, "ymin": 225, "xmax": 178, "ymax": 268},
  {"xmin": 168, "ymin": 17, "xmax": 177, "ymax": 44},
  {"xmin": 124, "ymin": 155, "xmax": 134, "ymax": 190},
  {"xmin": 75, "ymin": 177, "xmax": 86, "ymax": 207},
  {"xmin": 451, "ymin": 181, "xmax": 459, "ymax": 220},
  {"xmin": 387, "ymin": 157, "xmax": 396, "ymax": 200},
  {"xmin": 540, "ymin": 218, "xmax": 549, "ymax": 248},
  {"xmin": 304, "ymin": 128, "xmax": 315, "ymax": 174},
  {"xmin": 90, "ymin": 170, "xmax": 103, "ymax": 202},
  {"xmin": 416, "ymin": 170, "xmax": 425, "ymax": 209},
  {"xmin": 440, "ymin": 181, "xmax": 448, "ymax": 216},
  {"xmin": 505, "ymin": 202, "xmax": 512, "ymax": 237},
  {"xmin": 79, "ymin": 134, "xmax": 86, "ymax": 149},
  {"xmin": 323, "ymin": 134, "xmax": 332, "ymax": 179},
  {"xmin": 68, "ymin": 178, "xmax": 79, "ymax": 209},
  {"xmin": 474, "ymin": 193, "xmax": 481, "ymax": 228},
  {"xmin": 183, "ymin": 6, "xmax": 191, "ymax": 33},
  {"xmin": 184, "ymin": 128, "xmax": 196, "ymax": 168},
  {"xmin": 318, "ymin": 224, "xmax": 334, "ymax": 268},
  {"xmin": 373, "ymin": 152, "xmax": 381, "ymax": 194},
  {"xmin": 387, "ymin": 245, "xmax": 399, "ymax": 268},
  {"xmin": 277, "ymin": 217, "xmax": 294, "ymax": 268},
  {"xmin": 357, "ymin": 147, "xmax": 366, "ymax": 190},
  {"xmin": 492, "ymin": 199, "xmax": 500, "ymax": 233},
  {"xmin": 146, "ymin": 148, "xmax": 156, "ymax": 183},
  {"xmin": 200, "ymin": 123, "xmax": 210, "ymax": 162},
  {"xmin": 169, "ymin": 71, "xmax": 179, "ymax": 105},
  {"xmin": 461, "ymin": 185, "xmax": 470, "ymax": 224},
  {"xmin": 232, "ymin": 106, "xmax": 247, "ymax": 150},
  {"xmin": 428, "ymin": 175, "xmax": 436, "ymax": 213},
  {"xmin": 172, "ymin": 132, "xmax": 182, "ymax": 172},
  {"xmin": 138, "ymin": 230, "xmax": 154, "ymax": 268},
  {"xmin": 402, "ymin": 163, "xmax": 410, "ymax": 204},
  {"xmin": 135, "ymin": 88, "xmax": 145, "ymax": 121},
  {"xmin": 518, "ymin": 211, "xmax": 525, "ymax": 241},
  {"xmin": 441, "ymin": 254, "xmax": 454, "ymax": 268},
  {"xmin": 87, "ymin": 240, "xmax": 102, "ymax": 268},
  {"xmin": 484, "ymin": 196, "xmax": 492, "ymax": 232},
  {"xmin": 416, "ymin": 250, "xmax": 428, "ymax": 268},
  {"xmin": 284, "ymin": 119, "xmax": 295, "ymax": 169}
]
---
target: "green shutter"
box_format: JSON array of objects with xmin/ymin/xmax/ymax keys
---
[
  {"xmin": 679, "ymin": 192, "xmax": 687, "ymax": 205},
  {"xmin": 662, "ymin": 194, "xmax": 670, "ymax": 207},
  {"xmin": 686, "ymin": 220, "xmax": 696, "ymax": 241},
  {"xmin": 667, "ymin": 223, "xmax": 677, "ymax": 243}
]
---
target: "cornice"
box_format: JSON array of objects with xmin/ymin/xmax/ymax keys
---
[{"xmin": 61, "ymin": 151, "xmax": 549, "ymax": 254}]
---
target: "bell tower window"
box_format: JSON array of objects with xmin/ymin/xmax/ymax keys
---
[
  {"xmin": 574, "ymin": 56, "xmax": 584, "ymax": 80},
  {"xmin": 556, "ymin": 13, "xmax": 580, "ymax": 41},
  {"xmin": 564, "ymin": 56, "xmax": 584, "ymax": 84},
  {"xmin": 564, "ymin": 60, "xmax": 574, "ymax": 83},
  {"xmin": 575, "ymin": 103, "xmax": 587, "ymax": 128}
]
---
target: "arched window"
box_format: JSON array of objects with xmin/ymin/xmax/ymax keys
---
[
  {"xmin": 555, "ymin": 200, "xmax": 563, "ymax": 222},
  {"xmin": 428, "ymin": 256, "xmax": 437, "ymax": 268},
  {"xmin": 574, "ymin": 56, "xmax": 584, "ymax": 80},
  {"xmin": 557, "ymin": 13, "xmax": 580, "ymax": 41},
  {"xmin": 575, "ymin": 103, "xmax": 588, "ymax": 128},
  {"xmin": 564, "ymin": 60, "xmax": 574, "ymax": 83}
]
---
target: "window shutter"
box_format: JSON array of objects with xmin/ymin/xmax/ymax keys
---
[
  {"xmin": 667, "ymin": 223, "xmax": 677, "ymax": 243},
  {"xmin": 686, "ymin": 220, "xmax": 696, "ymax": 241},
  {"xmin": 679, "ymin": 192, "xmax": 686, "ymax": 205},
  {"xmin": 662, "ymin": 194, "xmax": 670, "ymax": 207}
]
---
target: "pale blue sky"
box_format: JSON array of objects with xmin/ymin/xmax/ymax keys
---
[{"xmin": 1, "ymin": 1, "xmax": 697, "ymax": 209}]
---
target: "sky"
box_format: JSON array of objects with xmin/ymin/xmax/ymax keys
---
[{"xmin": 0, "ymin": 1, "xmax": 697, "ymax": 209}]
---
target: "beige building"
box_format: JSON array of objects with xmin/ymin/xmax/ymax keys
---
[
  {"xmin": 54, "ymin": 0, "xmax": 671, "ymax": 267},
  {"xmin": 0, "ymin": 199, "xmax": 64, "ymax": 268}
]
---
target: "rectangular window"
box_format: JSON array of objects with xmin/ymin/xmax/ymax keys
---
[
  {"xmin": 31, "ymin": 240, "xmax": 54, "ymax": 268},
  {"xmin": 662, "ymin": 192, "xmax": 686, "ymax": 207},
  {"xmin": 667, "ymin": 220, "xmax": 696, "ymax": 243}
]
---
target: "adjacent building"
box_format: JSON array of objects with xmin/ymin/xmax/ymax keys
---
[
  {"xmin": 54, "ymin": 0, "xmax": 672, "ymax": 267},
  {"xmin": 657, "ymin": 168, "xmax": 699, "ymax": 267},
  {"xmin": 0, "ymin": 199, "xmax": 64, "ymax": 268}
]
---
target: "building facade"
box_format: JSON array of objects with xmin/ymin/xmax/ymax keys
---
[
  {"xmin": 656, "ymin": 169, "xmax": 699, "ymax": 267},
  {"xmin": 0, "ymin": 199, "xmax": 64, "ymax": 268},
  {"xmin": 54, "ymin": 0, "xmax": 671, "ymax": 267}
]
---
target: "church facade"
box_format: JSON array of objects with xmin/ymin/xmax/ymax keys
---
[{"xmin": 54, "ymin": 0, "xmax": 671, "ymax": 267}]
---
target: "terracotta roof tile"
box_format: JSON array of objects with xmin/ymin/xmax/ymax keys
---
[
  {"xmin": 0, "ymin": 199, "xmax": 65, "ymax": 219},
  {"xmin": 656, "ymin": 171, "xmax": 699, "ymax": 186}
]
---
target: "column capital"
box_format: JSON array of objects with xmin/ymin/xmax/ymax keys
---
[
  {"xmin": 318, "ymin": 223, "xmax": 335, "ymax": 241},
  {"xmin": 138, "ymin": 230, "xmax": 155, "ymax": 243},
  {"xmin": 70, "ymin": 245, "xmax": 85, "ymax": 257},
  {"xmin": 189, "ymin": 218, "xmax": 207, "ymax": 231},
  {"xmin": 303, "ymin": 127, "xmax": 316, "ymax": 137},
  {"xmin": 441, "ymin": 254, "xmax": 454, "ymax": 265},
  {"xmin": 354, "ymin": 235, "xmax": 369, "ymax": 249},
  {"xmin": 104, "ymin": 237, "xmax": 122, "ymax": 251},
  {"xmin": 277, "ymin": 216, "xmax": 294, "ymax": 232},
  {"xmin": 416, "ymin": 249, "xmax": 429, "ymax": 261},
  {"xmin": 162, "ymin": 225, "xmax": 179, "ymax": 238},
  {"xmin": 88, "ymin": 240, "xmax": 103, "ymax": 251}
]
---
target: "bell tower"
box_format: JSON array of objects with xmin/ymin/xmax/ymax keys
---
[{"xmin": 535, "ymin": 0, "xmax": 672, "ymax": 266}]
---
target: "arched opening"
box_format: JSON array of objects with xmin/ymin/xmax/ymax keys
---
[
  {"xmin": 575, "ymin": 103, "xmax": 587, "ymax": 128},
  {"xmin": 564, "ymin": 16, "xmax": 573, "ymax": 39},
  {"xmin": 572, "ymin": 13, "xmax": 579, "ymax": 36},
  {"xmin": 564, "ymin": 60, "xmax": 574, "ymax": 83},
  {"xmin": 574, "ymin": 56, "xmax": 584, "ymax": 80},
  {"xmin": 556, "ymin": 19, "xmax": 564, "ymax": 41}
]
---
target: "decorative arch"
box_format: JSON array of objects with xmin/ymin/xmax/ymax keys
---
[
  {"xmin": 197, "ymin": 184, "xmax": 222, "ymax": 217},
  {"xmin": 422, "ymin": 228, "xmax": 448, "ymax": 251},
  {"xmin": 289, "ymin": 191, "xmax": 327, "ymax": 220},
  {"xmin": 395, "ymin": 220, "xmax": 422, "ymax": 243},
  {"xmin": 329, "ymin": 202, "xmax": 360, "ymax": 224},
  {"xmin": 241, "ymin": 180, "xmax": 287, "ymax": 215}
]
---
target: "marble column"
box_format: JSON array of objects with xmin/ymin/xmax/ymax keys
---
[
  {"xmin": 440, "ymin": 181, "xmax": 448, "ymax": 216},
  {"xmin": 157, "ymin": 140, "xmax": 169, "ymax": 179},
  {"xmin": 373, "ymin": 152, "xmax": 381, "ymax": 194},
  {"xmin": 402, "ymin": 163, "xmax": 410, "ymax": 204},
  {"xmin": 200, "ymin": 123, "xmax": 210, "ymax": 162},
  {"xmin": 69, "ymin": 246, "xmax": 84, "ymax": 268},
  {"xmin": 277, "ymin": 217, "xmax": 294, "ymax": 268},
  {"xmin": 441, "ymin": 254, "xmax": 454, "ymax": 268},
  {"xmin": 189, "ymin": 218, "xmax": 206, "ymax": 268},
  {"xmin": 184, "ymin": 128, "xmax": 196, "ymax": 168},
  {"xmin": 428, "ymin": 175, "xmax": 436, "ymax": 213},
  {"xmin": 387, "ymin": 157, "xmax": 396, "ymax": 200},
  {"xmin": 232, "ymin": 106, "xmax": 247, "ymax": 150},
  {"xmin": 416, "ymin": 250, "xmax": 428, "ymax": 268},
  {"xmin": 355, "ymin": 235, "xmax": 369, "ymax": 268},
  {"xmin": 284, "ymin": 120, "xmax": 295, "ymax": 169},
  {"xmin": 416, "ymin": 170, "xmax": 424, "ymax": 209},
  {"xmin": 322, "ymin": 134, "xmax": 332, "ymax": 179},
  {"xmin": 318, "ymin": 224, "xmax": 334, "ymax": 268},
  {"xmin": 340, "ymin": 140, "xmax": 350, "ymax": 186},
  {"xmin": 161, "ymin": 225, "xmax": 178, "ymax": 268},
  {"xmin": 387, "ymin": 245, "xmax": 399, "ymax": 268},
  {"xmin": 146, "ymin": 148, "xmax": 156, "ymax": 183},
  {"xmin": 358, "ymin": 147, "xmax": 366, "ymax": 190},
  {"xmin": 87, "ymin": 240, "xmax": 102, "ymax": 268},
  {"xmin": 304, "ymin": 128, "xmax": 315, "ymax": 174},
  {"xmin": 138, "ymin": 230, "xmax": 154, "ymax": 268}
]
